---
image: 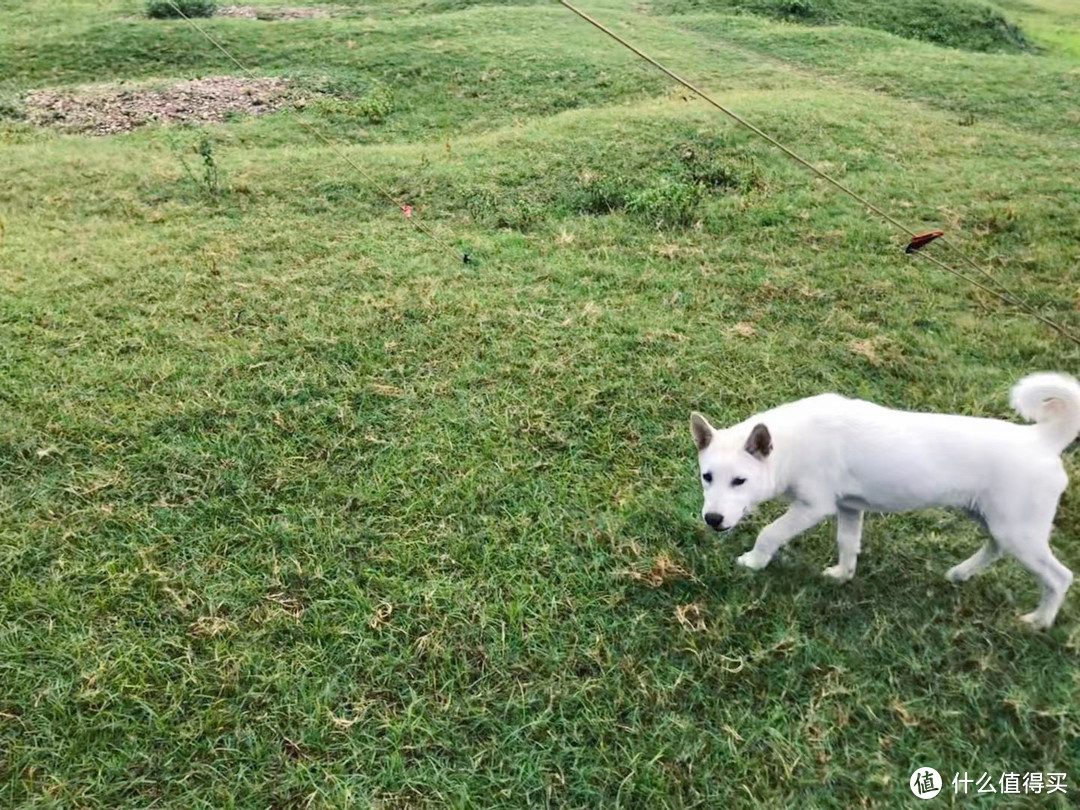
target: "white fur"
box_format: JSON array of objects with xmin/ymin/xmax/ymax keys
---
[{"xmin": 691, "ymin": 373, "xmax": 1080, "ymax": 629}]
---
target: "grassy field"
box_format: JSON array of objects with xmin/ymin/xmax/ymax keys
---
[{"xmin": 2, "ymin": 0, "xmax": 1079, "ymax": 807}]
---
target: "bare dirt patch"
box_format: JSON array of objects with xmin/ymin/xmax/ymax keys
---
[
  {"xmin": 216, "ymin": 5, "xmax": 332, "ymax": 19},
  {"xmin": 25, "ymin": 76, "xmax": 293, "ymax": 135}
]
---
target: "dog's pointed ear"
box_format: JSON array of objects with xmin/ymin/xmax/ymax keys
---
[
  {"xmin": 690, "ymin": 412, "xmax": 714, "ymax": 452},
  {"xmin": 744, "ymin": 423, "xmax": 772, "ymax": 459}
]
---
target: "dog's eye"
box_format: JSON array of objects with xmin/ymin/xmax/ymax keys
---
[
  {"xmin": 702, "ymin": 472, "xmax": 713, "ymax": 484},
  {"xmin": 731, "ymin": 477, "xmax": 746, "ymax": 487}
]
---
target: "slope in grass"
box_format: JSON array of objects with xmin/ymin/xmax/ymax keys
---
[
  {"xmin": 656, "ymin": 0, "xmax": 1033, "ymax": 52},
  {"xmin": 660, "ymin": 11, "xmax": 1080, "ymax": 137},
  {"xmin": 0, "ymin": 6, "xmax": 670, "ymax": 144}
]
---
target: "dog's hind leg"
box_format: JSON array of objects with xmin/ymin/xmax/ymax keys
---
[
  {"xmin": 946, "ymin": 541, "xmax": 1001, "ymax": 583},
  {"xmin": 987, "ymin": 508, "xmax": 1072, "ymax": 629},
  {"xmin": 823, "ymin": 506, "xmax": 862, "ymax": 582},
  {"xmin": 1013, "ymin": 546, "xmax": 1073, "ymax": 629}
]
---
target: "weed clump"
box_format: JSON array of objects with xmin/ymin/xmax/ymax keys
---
[
  {"xmin": 677, "ymin": 141, "xmax": 763, "ymax": 193},
  {"xmin": 170, "ymin": 134, "xmax": 224, "ymax": 199},
  {"xmin": 304, "ymin": 82, "xmax": 395, "ymax": 127},
  {"xmin": 626, "ymin": 180, "xmax": 704, "ymax": 228},
  {"xmin": 0, "ymin": 92, "xmax": 24, "ymax": 121},
  {"xmin": 775, "ymin": 0, "xmax": 819, "ymax": 20},
  {"xmin": 570, "ymin": 139, "xmax": 765, "ymax": 228},
  {"xmin": 356, "ymin": 84, "xmax": 395, "ymax": 124},
  {"xmin": 575, "ymin": 174, "xmax": 632, "ymax": 216},
  {"xmin": 146, "ymin": 0, "xmax": 216, "ymax": 19},
  {"xmin": 463, "ymin": 187, "xmax": 544, "ymax": 230}
]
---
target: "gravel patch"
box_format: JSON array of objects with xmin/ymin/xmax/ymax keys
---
[
  {"xmin": 25, "ymin": 76, "xmax": 293, "ymax": 135},
  {"xmin": 216, "ymin": 5, "xmax": 332, "ymax": 19}
]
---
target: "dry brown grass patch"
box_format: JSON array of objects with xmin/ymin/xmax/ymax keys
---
[{"xmin": 25, "ymin": 76, "xmax": 292, "ymax": 135}]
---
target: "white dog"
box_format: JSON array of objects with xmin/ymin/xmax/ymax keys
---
[{"xmin": 691, "ymin": 373, "xmax": 1080, "ymax": 628}]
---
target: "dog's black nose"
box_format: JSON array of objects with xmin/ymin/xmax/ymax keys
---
[{"xmin": 704, "ymin": 512, "xmax": 724, "ymax": 530}]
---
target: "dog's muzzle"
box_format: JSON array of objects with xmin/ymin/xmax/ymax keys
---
[{"xmin": 704, "ymin": 512, "xmax": 730, "ymax": 532}]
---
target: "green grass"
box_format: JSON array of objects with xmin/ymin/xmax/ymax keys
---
[
  {"xmin": 996, "ymin": 0, "xmax": 1080, "ymax": 57},
  {"xmin": 657, "ymin": 0, "xmax": 1033, "ymax": 53},
  {"xmin": 145, "ymin": 0, "xmax": 217, "ymax": 19},
  {"xmin": 2, "ymin": 0, "xmax": 1080, "ymax": 807}
]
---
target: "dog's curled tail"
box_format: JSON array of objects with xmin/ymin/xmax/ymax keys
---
[{"xmin": 1011, "ymin": 372, "xmax": 1080, "ymax": 453}]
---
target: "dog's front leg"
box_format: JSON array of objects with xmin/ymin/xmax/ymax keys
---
[
  {"xmin": 823, "ymin": 506, "xmax": 863, "ymax": 582},
  {"xmin": 736, "ymin": 502, "xmax": 829, "ymax": 571}
]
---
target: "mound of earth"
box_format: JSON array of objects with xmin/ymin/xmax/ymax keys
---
[
  {"xmin": 25, "ymin": 76, "xmax": 292, "ymax": 135},
  {"xmin": 654, "ymin": 0, "xmax": 1032, "ymax": 53}
]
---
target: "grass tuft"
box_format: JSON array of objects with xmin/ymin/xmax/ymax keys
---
[{"xmin": 145, "ymin": 0, "xmax": 216, "ymax": 19}]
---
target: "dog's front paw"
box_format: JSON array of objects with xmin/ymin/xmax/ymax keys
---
[
  {"xmin": 1020, "ymin": 611, "xmax": 1052, "ymax": 631},
  {"xmin": 736, "ymin": 550, "xmax": 771, "ymax": 571},
  {"xmin": 945, "ymin": 564, "xmax": 971, "ymax": 583},
  {"xmin": 822, "ymin": 564, "xmax": 854, "ymax": 583}
]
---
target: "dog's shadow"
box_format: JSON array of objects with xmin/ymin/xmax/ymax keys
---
[{"xmin": 638, "ymin": 513, "xmax": 1074, "ymax": 648}]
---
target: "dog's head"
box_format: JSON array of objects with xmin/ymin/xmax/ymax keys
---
[{"xmin": 690, "ymin": 412, "xmax": 772, "ymax": 533}]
